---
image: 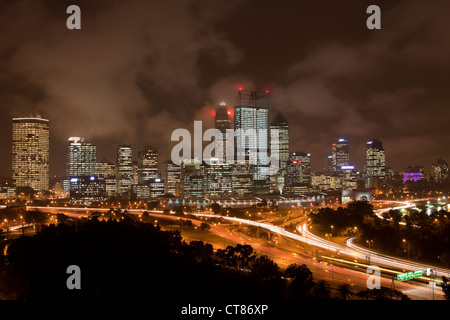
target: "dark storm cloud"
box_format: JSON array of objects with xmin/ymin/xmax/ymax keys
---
[
  {"xmin": 0, "ymin": 0, "xmax": 243, "ymax": 175},
  {"xmin": 268, "ymin": 0, "xmax": 450, "ymax": 171},
  {"xmin": 0, "ymin": 0, "xmax": 449, "ymax": 176}
]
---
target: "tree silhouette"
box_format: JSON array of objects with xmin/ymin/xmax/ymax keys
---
[
  {"xmin": 251, "ymin": 255, "xmax": 280, "ymax": 280},
  {"xmin": 313, "ymin": 280, "xmax": 331, "ymax": 299},
  {"xmin": 284, "ymin": 264, "xmax": 315, "ymax": 297},
  {"xmin": 336, "ymin": 283, "xmax": 354, "ymax": 300},
  {"xmin": 442, "ymin": 276, "xmax": 450, "ymax": 300}
]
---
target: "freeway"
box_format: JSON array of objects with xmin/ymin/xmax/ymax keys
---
[
  {"xmin": 190, "ymin": 202, "xmax": 450, "ymax": 278},
  {"xmin": 17, "ymin": 202, "xmax": 449, "ymax": 299}
]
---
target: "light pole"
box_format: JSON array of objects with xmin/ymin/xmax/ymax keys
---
[{"xmin": 402, "ymin": 239, "xmax": 410, "ymax": 260}]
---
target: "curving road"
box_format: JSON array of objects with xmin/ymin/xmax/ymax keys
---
[{"xmin": 19, "ymin": 201, "xmax": 449, "ymax": 299}]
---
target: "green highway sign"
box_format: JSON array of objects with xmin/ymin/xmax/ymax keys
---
[
  {"xmin": 397, "ymin": 269, "xmax": 425, "ymax": 281},
  {"xmin": 397, "ymin": 272, "xmax": 414, "ymax": 281}
]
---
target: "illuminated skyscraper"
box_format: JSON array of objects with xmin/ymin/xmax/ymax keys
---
[
  {"xmin": 432, "ymin": 159, "xmax": 449, "ymax": 183},
  {"xmin": 116, "ymin": 145, "xmax": 133, "ymax": 197},
  {"xmin": 66, "ymin": 137, "xmax": 96, "ymax": 175},
  {"xmin": 286, "ymin": 151, "xmax": 311, "ymax": 185},
  {"xmin": 93, "ymin": 158, "xmax": 116, "ymax": 197},
  {"xmin": 181, "ymin": 159, "xmax": 204, "ymax": 198},
  {"xmin": 203, "ymin": 159, "xmax": 233, "ymax": 196},
  {"xmin": 365, "ymin": 139, "xmax": 386, "ymax": 188},
  {"xmin": 269, "ymin": 112, "xmax": 289, "ymax": 193},
  {"xmin": 138, "ymin": 146, "xmax": 158, "ymax": 184},
  {"xmin": 65, "ymin": 137, "xmax": 97, "ymax": 193},
  {"xmin": 215, "ymin": 103, "xmax": 232, "ymax": 133},
  {"xmin": 12, "ymin": 116, "xmax": 49, "ymax": 192},
  {"xmin": 215, "ymin": 103, "xmax": 232, "ymax": 162},
  {"xmin": 270, "ymin": 113, "xmax": 289, "ymax": 170},
  {"xmin": 331, "ymin": 138, "xmax": 350, "ymax": 172},
  {"xmin": 234, "ymin": 90, "xmax": 270, "ymax": 192},
  {"xmin": 162, "ymin": 160, "xmax": 181, "ymax": 196}
]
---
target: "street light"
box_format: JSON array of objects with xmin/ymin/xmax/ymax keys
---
[{"xmin": 402, "ymin": 239, "xmax": 410, "ymax": 260}]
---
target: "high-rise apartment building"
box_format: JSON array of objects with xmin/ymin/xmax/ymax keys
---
[{"xmin": 12, "ymin": 116, "xmax": 50, "ymax": 192}]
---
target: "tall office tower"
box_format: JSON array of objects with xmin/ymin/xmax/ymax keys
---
[
  {"xmin": 215, "ymin": 103, "xmax": 232, "ymax": 162},
  {"xmin": 181, "ymin": 159, "xmax": 204, "ymax": 198},
  {"xmin": 162, "ymin": 160, "xmax": 181, "ymax": 196},
  {"xmin": 149, "ymin": 178, "xmax": 165, "ymax": 198},
  {"xmin": 286, "ymin": 151, "xmax": 312, "ymax": 186},
  {"xmin": 116, "ymin": 145, "xmax": 133, "ymax": 197},
  {"xmin": 93, "ymin": 158, "xmax": 116, "ymax": 197},
  {"xmin": 270, "ymin": 112, "xmax": 289, "ymax": 193},
  {"xmin": 132, "ymin": 161, "xmax": 139, "ymax": 187},
  {"xmin": 65, "ymin": 137, "xmax": 97, "ymax": 193},
  {"xmin": 432, "ymin": 159, "xmax": 449, "ymax": 183},
  {"xmin": 231, "ymin": 164, "xmax": 254, "ymax": 196},
  {"xmin": 12, "ymin": 116, "xmax": 50, "ymax": 192},
  {"xmin": 203, "ymin": 160, "xmax": 233, "ymax": 196},
  {"xmin": 327, "ymin": 156, "xmax": 333, "ymax": 172},
  {"xmin": 270, "ymin": 112, "xmax": 290, "ymax": 171},
  {"xmin": 331, "ymin": 138, "xmax": 350, "ymax": 172},
  {"xmin": 137, "ymin": 146, "xmax": 159, "ymax": 184},
  {"xmin": 234, "ymin": 89, "xmax": 270, "ymax": 192},
  {"xmin": 340, "ymin": 165, "xmax": 357, "ymax": 190},
  {"xmin": 65, "ymin": 136, "xmax": 95, "ymax": 173},
  {"xmin": 365, "ymin": 139, "xmax": 386, "ymax": 188}
]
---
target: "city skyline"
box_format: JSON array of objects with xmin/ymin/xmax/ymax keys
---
[
  {"xmin": 3, "ymin": 108, "xmax": 444, "ymax": 181},
  {"xmin": 1, "ymin": 0, "xmax": 450, "ymax": 304},
  {"xmin": 1, "ymin": 0, "xmax": 450, "ymax": 177}
]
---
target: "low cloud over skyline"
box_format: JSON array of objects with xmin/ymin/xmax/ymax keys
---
[{"xmin": 1, "ymin": 0, "xmax": 450, "ymax": 177}]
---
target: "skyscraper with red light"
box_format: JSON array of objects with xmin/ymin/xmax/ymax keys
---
[
  {"xmin": 234, "ymin": 90, "xmax": 270, "ymax": 192},
  {"xmin": 215, "ymin": 102, "xmax": 232, "ymax": 163}
]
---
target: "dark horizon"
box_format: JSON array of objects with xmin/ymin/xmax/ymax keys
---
[{"xmin": 1, "ymin": 0, "xmax": 450, "ymax": 178}]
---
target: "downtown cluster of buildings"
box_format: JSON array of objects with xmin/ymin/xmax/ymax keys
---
[{"xmin": 4, "ymin": 90, "xmax": 450, "ymax": 205}]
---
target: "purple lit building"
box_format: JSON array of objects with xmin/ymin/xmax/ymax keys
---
[{"xmin": 403, "ymin": 172, "xmax": 422, "ymax": 183}]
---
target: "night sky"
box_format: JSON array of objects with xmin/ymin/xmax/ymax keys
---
[{"xmin": 1, "ymin": 0, "xmax": 450, "ymax": 178}]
